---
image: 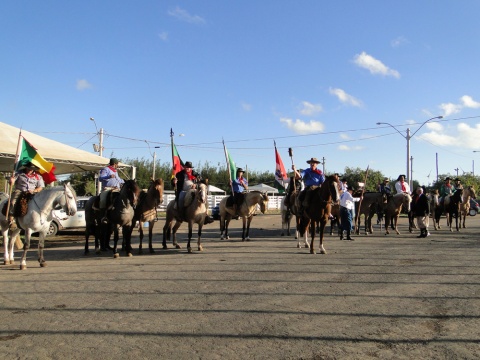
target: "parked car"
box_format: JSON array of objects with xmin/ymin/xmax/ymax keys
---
[
  {"xmin": 469, "ymin": 198, "xmax": 479, "ymax": 216},
  {"xmin": 47, "ymin": 196, "xmax": 91, "ymax": 236},
  {"xmin": 211, "ymin": 205, "xmax": 220, "ymax": 220}
]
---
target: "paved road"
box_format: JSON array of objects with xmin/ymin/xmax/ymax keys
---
[{"xmin": 1, "ymin": 214, "xmax": 479, "ymax": 359}]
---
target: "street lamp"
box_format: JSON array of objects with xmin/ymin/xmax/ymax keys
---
[{"xmin": 377, "ymin": 116, "xmax": 443, "ymax": 190}]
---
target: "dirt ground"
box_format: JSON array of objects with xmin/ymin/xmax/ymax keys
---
[{"xmin": 0, "ymin": 214, "xmax": 479, "ymax": 359}]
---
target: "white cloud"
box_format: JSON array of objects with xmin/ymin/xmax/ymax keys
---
[
  {"xmin": 76, "ymin": 79, "xmax": 92, "ymax": 91},
  {"xmin": 339, "ymin": 133, "xmax": 350, "ymax": 140},
  {"xmin": 241, "ymin": 102, "xmax": 252, "ymax": 112},
  {"xmin": 426, "ymin": 122, "xmax": 443, "ymax": 132},
  {"xmin": 329, "ymin": 88, "xmax": 362, "ymax": 107},
  {"xmin": 280, "ymin": 117, "xmax": 325, "ymax": 134},
  {"xmin": 406, "ymin": 119, "xmax": 416, "ymax": 125},
  {"xmin": 391, "ymin": 36, "xmax": 408, "ymax": 48},
  {"xmin": 353, "ymin": 51, "xmax": 400, "ymax": 78},
  {"xmin": 439, "ymin": 102, "xmax": 461, "ymax": 117},
  {"xmin": 299, "ymin": 101, "xmax": 322, "ymax": 116},
  {"xmin": 419, "ymin": 122, "xmax": 480, "ymax": 149},
  {"xmin": 338, "ymin": 145, "xmax": 350, "ymax": 151},
  {"xmin": 461, "ymin": 95, "xmax": 480, "ymax": 108},
  {"xmin": 168, "ymin": 6, "xmax": 206, "ymax": 24},
  {"xmin": 158, "ymin": 32, "xmax": 168, "ymax": 41}
]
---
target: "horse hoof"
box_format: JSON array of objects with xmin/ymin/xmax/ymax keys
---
[
  {"xmin": 220, "ymin": 236, "xmax": 225, "ymax": 240},
  {"xmin": 175, "ymin": 244, "xmax": 182, "ymax": 249},
  {"xmin": 198, "ymin": 246, "xmax": 203, "ymax": 251},
  {"xmin": 3, "ymin": 260, "xmax": 8, "ymax": 265},
  {"xmin": 162, "ymin": 245, "xmax": 168, "ymax": 249},
  {"xmin": 39, "ymin": 262, "xmax": 47, "ymax": 267},
  {"xmin": 320, "ymin": 249, "xmax": 327, "ymax": 254},
  {"xmin": 304, "ymin": 244, "xmax": 309, "ymax": 248},
  {"xmin": 20, "ymin": 264, "xmax": 26, "ymax": 270},
  {"xmin": 310, "ymin": 250, "xmax": 316, "ymax": 254},
  {"xmin": 187, "ymin": 247, "xmax": 192, "ymax": 253},
  {"xmin": 149, "ymin": 248, "xmax": 155, "ymax": 254},
  {"xmin": 127, "ymin": 253, "xmax": 133, "ymax": 257},
  {"xmin": 114, "ymin": 253, "xmax": 120, "ymax": 258},
  {"xmin": 297, "ymin": 244, "xmax": 300, "ymax": 248},
  {"xmin": 242, "ymin": 238, "xmax": 245, "ymax": 242}
]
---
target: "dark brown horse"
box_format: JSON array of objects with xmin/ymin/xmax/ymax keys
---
[
  {"xmin": 354, "ymin": 192, "xmax": 384, "ymax": 235},
  {"xmin": 134, "ymin": 178, "xmax": 164, "ymax": 254},
  {"xmin": 447, "ymin": 188, "xmax": 463, "ymax": 232},
  {"xmin": 299, "ymin": 175, "xmax": 339, "ymax": 254}
]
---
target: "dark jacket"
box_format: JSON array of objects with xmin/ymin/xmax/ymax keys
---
[{"xmin": 413, "ymin": 193, "xmax": 430, "ymax": 217}]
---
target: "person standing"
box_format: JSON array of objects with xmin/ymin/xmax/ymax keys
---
[
  {"xmin": 339, "ymin": 185, "xmax": 362, "ymax": 240},
  {"xmin": 395, "ymin": 174, "xmax": 410, "ymax": 194},
  {"xmin": 412, "ymin": 186, "xmax": 430, "ymax": 238},
  {"xmin": 7, "ymin": 162, "xmax": 45, "ymax": 230}
]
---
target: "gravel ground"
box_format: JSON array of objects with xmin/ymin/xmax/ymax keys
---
[{"xmin": 0, "ymin": 214, "xmax": 479, "ymax": 359}]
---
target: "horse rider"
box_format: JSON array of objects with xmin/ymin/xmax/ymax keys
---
[
  {"xmin": 6, "ymin": 162, "xmax": 45, "ymax": 230},
  {"xmin": 454, "ymin": 177, "xmax": 463, "ymax": 190},
  {"xmin": 172, "ymin": 161, "xmax": 214, "ymax": 223},
  {"xmin": 439, "ymin": 177, "xmax": 455, "ymax": 205},
  {"xmin": 412, "ymin": 186, "xmax": 430, "ymax": 238},
  {"xmin": 395, "ymin": 174, "xmax": 410, "ymax": 195},
  {"xmin": 98, "ymin": 158, "xmax": 125, "ymax": 221},
  {"xmin": 292, "ymin": 157, "xmax": 325, "ymax": 214},
  {"xmin": 339, "ymin": 185, "xmax": 362, "ymax": 241},
  {"xmin": 380, "ymin": 177, "xmax": 392, "ymax": 201},
  {"xmin": 230, "ymin": 167, "xmax": 248, "ymax": 216}
]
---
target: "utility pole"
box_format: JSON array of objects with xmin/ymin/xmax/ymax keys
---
[
  {"xmin": 454, "ymin": 167, "xmax": 459, "ymax": 177},
  {"xmin": 320, "ymin": 157, "xmax": 326, "ymax": 174},
  {"xmin": 410, "ymin": 156, "xmax": 413, "ymax": 187}
]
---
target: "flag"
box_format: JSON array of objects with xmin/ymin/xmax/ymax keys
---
[
  {"xmin": 223, "ymin": 141, "xmax": 236, "ymax": 182},
  {"xmin": 171, "ymin": 143, "xmax": 184, "ymax": 179},
  {"xmin": 15, "ymin": 136, "xmax": 56, "ymax": 184},
  {"xmin": 274, "ymin": 142, "xmax": 288, "ymax": 189}
]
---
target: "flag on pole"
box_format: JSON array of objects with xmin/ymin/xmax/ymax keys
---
[
  {"xmin": 171, "ymin": 142, "xmax": 184, "ymax": 179},
  {"xmin": 222, "ymin": 140, "xmax": 236, "ymax": 182},
  {"xmin": 15, "ymin": 136, "xmax": 56, "ymax": 184},
  {"xmin": 274, "ymin": 141, "xmax": 288, "ymax": 189}
]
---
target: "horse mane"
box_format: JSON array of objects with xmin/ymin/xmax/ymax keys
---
[{"xmin": 41, "ymin": 183, "xmax": 77, "ymax": 198}]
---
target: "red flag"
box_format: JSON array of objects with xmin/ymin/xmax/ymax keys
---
[
  {"xmin": 274, "ymin": 142, "xmax": 288, "ymax": 188},
  {"xmin": 171, "ymin": 142, "xmax": 184, "ymax": 179}
]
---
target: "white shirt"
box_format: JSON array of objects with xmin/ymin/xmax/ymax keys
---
[
  {"xmin": 395, "ymin": 180, "xmax": 410, "ymax": 194},
  {"xmin": 340, "ymin": 191, "xmax": 361, "ymax": 210}
]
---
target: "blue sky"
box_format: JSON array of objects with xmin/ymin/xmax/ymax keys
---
[{"xmin": 2, "ymin": 1, "xmax": 480, "ymax": 186}]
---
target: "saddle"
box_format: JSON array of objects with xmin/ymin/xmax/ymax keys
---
[{"xmin": 1, "ymin": 192, "xmax": 33, "ymax": 217}]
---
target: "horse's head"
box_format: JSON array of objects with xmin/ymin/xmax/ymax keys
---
[
  {"xmin": 403, "ymin": 192, "xmax": 412, "ymax": 212},
  {"xmin": 58, "ymin": 182, "xmax": 78, "ymax": 216},
  {"xmin": 452, "ymin": 188, "xmax": 463, "ymax": 204},
  {"xmin": 324, "ymin": 175, "xmax": 339, "ymax": 203},
  {"xmin": 122, "ymin": 179, "xmax": 141, "ymax": 208},
  {"xmin": 149, "ymin": 178, "xmax": 164, "ymax": 205},
  {"xmin": 467, "ymin": 186, "xmax": 476, "ymax": 199},
  {"xmin": 259, "ymin": 193, "xmax": 269, "ymax": 214},
  {"xmin": 196, "ymin": 182, "xmax": 208, "ymax": 204}
]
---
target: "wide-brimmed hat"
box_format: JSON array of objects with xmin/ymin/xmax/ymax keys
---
[
  {"xmin": 454, "ymin": 178, "xmax": 461, "ymax": 182},
  {"xmin": 445, "ymin": 177, "xmax": 451, "ymax": 181},
  {"xmin": 236, "ymin": 167, "xmax": 245, "ymax": 173},
  {"xmin": 109, "ymin": 158, "xmax": 119, "ymax": 165},
  {"xmin": 24, "ymin": 161, "xmax": 39, "ymax": 170},
  {"xmin": 397, "ymin": 174, "xmax": 406, "ymax": 181},
  {"xmin": 383, "ymin": 177, "xmax": 390, "ymax": 182},
  {"xmin": 184, "ymin": 161, "xmax": 194, "ymax": 168},
  {"xmin": 306, "ymin": 157, "xmax": 320, "ymax": 164}
]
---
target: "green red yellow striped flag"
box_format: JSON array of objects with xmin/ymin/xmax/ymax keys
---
[{"xmin": 15, "ymin": 136, "xmax": 57, "ymax": 184}]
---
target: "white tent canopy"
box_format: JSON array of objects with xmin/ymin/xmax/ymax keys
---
[
  {"xmin": 208, "ymin": 184, "xmax": 226, "ymax": 194},
  {"xmin": 0, "ymin": 122, "xmax": 131, "ymax": 175},
  {"xmin": 248, "ymin": 183, "xmax": 279, "ymax": 194}
]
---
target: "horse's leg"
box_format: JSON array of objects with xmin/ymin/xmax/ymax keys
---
[
  {"xmin": 148, "ymin": 222, "xmax": 155, "ymax": 253},
  {"xmin": 241, "ymin": 216, "xmax": 247, "ymax": 242},
  {"xmin": 113, "ymin": 227, "xmax": 120, "ymax": 258},
  {"xmin": 2, "ymin": 226, "xmax": 10, "ymax": 265},
  {"xmin": 319, "ymin": 220, "xmax": 327, "ymax": 254},
  {"xmin": 172, "ymin": 221, "xmax": 182, "ymax": 249},
  {"xmin": 197, "ymin": 223, "xmax": 203, "ymax": 251},
  {"xmin": 124, "ymin": 225, "xmax": 134, "ymax": 257},
  {"xmin": 309, "ymin": 220, "xmax": 316, "ymax": 254},
  {"xmin": 20, "ymin": 229, "xmax": 33, "ymax": 270},
  {"xmin": 37, "ymin": 232, "xmax": 47, "ymax": 267},
  {"xmin": 138, "ymin": 222, "xmax": 144, "ymax": 253},
  {"xmin": 384, "ymin": 213, "xmax": 390, "ymax": 235},
  {"xmin": 395, "ymin": 215, "xmax": 400, "ymax": 235},
  {"xmin": 162, "ymin": 220, "xmax": 170, "ymax": 249},
  {"xmin": 187, "ymin": 221, "xmax": 193, "ymax": 253},
  {"xmin": 245, "ymin": 216, "xmax": 253, "ymax": 241}
]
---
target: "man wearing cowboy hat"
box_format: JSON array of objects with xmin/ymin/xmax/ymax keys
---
[
  {"xmin": 7, "ymin": 162, "xmax": 45, "ymax": 230},
  {"xmin": 394, "ymin": 174, "xmax": 410, "ymax": 195},
  {"xmin": 230, "ymin": 167, "xmax": 248, "ymax": 216},
  {"xmin": 292, "ymin": 157, "xmax": 325, "ymax": 212},
  {"xmin": 454, "ymin": 177, "xmax": 463, "ymax": 190},
  {"xmin": 98, "ymin": 158, "xmax": 125, "ymax": 218},
  {"xmin": 440, "ymin": 176, "xmax": 455, "ymax": 205}
]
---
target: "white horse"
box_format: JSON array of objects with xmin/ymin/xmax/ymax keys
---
[{"xmin": 1, "ymin": 183, "xmax": 77, "ymax": 270}]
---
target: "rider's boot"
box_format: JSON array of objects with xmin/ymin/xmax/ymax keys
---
[
  {"xmin": 8, "ymin": 215, "xmax": 17, "ymax": 230},
  {"xmin": 416, "ymin": 228, "xmax": 424, "ymax": 238},
  {"xmin": 204, "ymin": 212, "xmax": 215, "ymax": 224},
  {"xmin": 232, "ymin": 204, "xmax": 239, "ymax": 220}
]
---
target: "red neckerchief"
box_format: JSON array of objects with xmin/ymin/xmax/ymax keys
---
[
  {"xmin": 238, "ymin": 176, "xmax": 246, "ymax": 185},
  {"xmin": 26, "ymin": 171, "xmax": 39, "ymax": 180},
  {"xmin": 401, "ymin": 181, "xmax": 406, "ymax": 192},
  {"xmin": 185, "ymin": 169, "xmax": 195, "ymax": 180},
  {"xmin": 108, "ymin": 165, "xmax": 117, "ymax": 173},
  {"xmin": 445, "ymin": 183, "xmax": 452, "ymax": 188},
  {"xmin": 312, "ymin": 168, "xmax": 322, "ymax": 175}
]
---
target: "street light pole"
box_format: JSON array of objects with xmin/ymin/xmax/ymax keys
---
[{"xmin": 377, "ymin": 116, "xmax": 443, "ymax": 190}]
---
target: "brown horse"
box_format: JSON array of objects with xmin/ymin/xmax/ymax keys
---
[
  {"xmin": 299, "ymin": 175, "xmax": 339, "ymax": 254},
  {"xmin": 447, "ymin": 188, "xmax": 463, "ymax": 232},
  {"xmin": 428, "ymin": 191, "xmax": 440, "ymax": 230},
  {"xmin": 384, "ymin": 192, "xmax": 412, "ymax": 235},
  {"xmin": 162, "ymin": 182, "xmax": 209, "ymax": 253},
  {"xmin": 219, "ymin": 191, "xmax": 269, "ymax": 241},
  {"xmin": 354, "ymin": 192, "xmax": 384, "ymax": 235},
  {"xmin": 459, "ymin": 186, "xmax": 475, "ymax": 228},
  {"xmin": 134, "ymin": 178, "xmax": 164, "ymax": 254}
]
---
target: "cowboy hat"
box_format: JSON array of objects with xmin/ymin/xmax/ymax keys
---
[
  {"xmin": 24, "ymin": 162, "xmax": 39, "ymax": 170},
  {"xmin": 383, "ymin": 177, "xmax": 390, "ymax": 182},
  {"xmin": 306, "ymin": 157, "xmax": 320, "ymax": 164},
  {"xmin": 109, "ymin": 158, "xmax": 119, "ymax": 165},
  {"xmin": 236, "ymin": 168, "xmax": 245, "ymax": 173},
  {"xmin": 445, "ymin": 177, "xmax": 451, "ymax": 181},
  {"xmin": 454, "ymin": 178, "xmax": 461, "ymax": 182},
  {"xmin": 184, "ymin": 161, "xmax": 194, "ymax": 168}
]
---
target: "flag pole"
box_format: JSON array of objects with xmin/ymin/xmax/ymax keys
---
[
  {"xmin": 222, "ymin": 139, "xmax": 234, "ymax": 195},
  {"xmin": 274, "ymin": 140, "xmax": 285, "ymax": 190},
  {"xmin": 170, "ymin": 128, "xmax": 177, "ymax": 193},
  {"xmin": 288, "ymin": 147, "xmax": 296, "ymax": 193},
  {"xmin": 4, "ymin": 131, "xmax": 23, "ymax": 221}
]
